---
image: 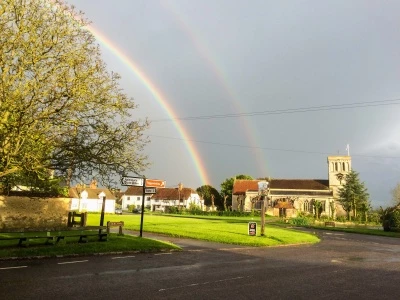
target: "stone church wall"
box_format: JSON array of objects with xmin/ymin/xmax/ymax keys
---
[{"xmin": 0, "ymin": 196, "xmax": 71, "ymax": 231}]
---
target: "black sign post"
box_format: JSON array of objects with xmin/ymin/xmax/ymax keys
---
[
  {"xmin": 140, "ymin": 175, "xmax": 146, "ymax": 237},
  {"xmin": 121, "ymin": 176, "xmax": 147, "ymax": 237}
]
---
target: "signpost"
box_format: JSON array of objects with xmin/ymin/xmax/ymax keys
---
[
  {"xmin": 120, "ymin": 176, "xmax": 163, "ymax": 237},
  {"xmin": 121, "ymin": 176, "xmax": 144, "ymax": 187},
  {"xmin": 145, "ymin": 188, "xmax": 156, "ymax": 194},
  {"xmin": 258, "ymin": 181, "xmax": 269, "ymax": 236},
  {"xmin": 145, "ymin": 179, "xmax": 166, "ymax": 188},
  {"xmin": 248, "ymin": 222, "xmax": 257, "ymax": 236},
  {"xmin": 120, "ymin": 175, "xmax": 146, "ymax": 237}
]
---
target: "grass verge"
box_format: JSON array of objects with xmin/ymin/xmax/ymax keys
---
[
  {"xmin": 0, "ymin": 233, "xmax": 180, "ymax": 259},
  {"xmin": 271, "ymin": 221, "xmax": 400, "ymax": 238}
]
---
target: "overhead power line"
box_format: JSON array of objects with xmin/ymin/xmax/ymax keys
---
[
  {"xmin": 151, "ymin": 98, "xmax": 400, "ymax": 122},
  {"xmin": 149, "ymin": 134, "xmax": 400, "ymax": 159}
]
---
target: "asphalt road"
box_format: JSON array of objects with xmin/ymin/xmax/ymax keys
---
[{"xmin": 0, "ymin": 229, "xmax": 399, "ymax": 300}]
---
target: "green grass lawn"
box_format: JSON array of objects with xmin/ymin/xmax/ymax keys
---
[
  {"xmin": 89, "ymin": 213, "xmax": 320, "ymax": 247},
  {"xmin": 0, "ymin": 214, "xmax": 319, "ymax": 259},
  {"xmin": 310, "ymin": 224, "xmax": 400, "ymax": 237}
]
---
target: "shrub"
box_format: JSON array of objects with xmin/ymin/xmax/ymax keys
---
[
  {"xmin": 380, "ymin": 205, "xmax": 400, "ymax": 231},
  {"xmin": 165, "ymin": 206, "xmax": 179, "ymax": 214},
  {"xmin": 290, "ymin": 217, "xmax": 310, "ymax": 226},
  {"xmin": 128, "ymin": 204, "xmax": 136, "ymax": 212}
]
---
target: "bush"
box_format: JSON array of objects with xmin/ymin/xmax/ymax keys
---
[
  {"xmin": 128, "ymin": 204, "xmax": 136, "ymax": 212},
  {"xmin": 290, "ymin": 217, "xmax": 310, "ymax": 226},
  {"xmin": 165, "ymin": 206, "xmax": 179, "ymax": 214},
  {"xmin": 380, "ymin": 206, "xmax": 400, "ymax": 231}
]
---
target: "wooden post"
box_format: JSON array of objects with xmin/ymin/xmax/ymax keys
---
[
  {"xmin": 260, "ymin": 196, "xmax": 265, "ymax": 236},
  {"xmin": 99, "ymin": 195, "xmax": 106, "ymax": 234}
]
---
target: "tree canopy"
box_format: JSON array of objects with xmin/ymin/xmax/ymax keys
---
[
  {"xmin": 391, "ymin": 182, "xmax": 400, "ymax": 206},
  {"xmin": 196, "ymin": 185, "xmax": 222, "ymax": 209},
  {"xmin": 337, "ymin": 170, "xmax": 370, "ymax": 221},
  {"xmin": 220, "ymin": 174, "xmax": 253, "ymax": 208},
  {"xmin": 0, "ymin": 0, "xmax": 149, "ymax": 193}
]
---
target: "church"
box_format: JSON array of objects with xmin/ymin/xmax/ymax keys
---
[{"xmin": 231, "ymin": 155, "xmax": 351, "ymax": 218}]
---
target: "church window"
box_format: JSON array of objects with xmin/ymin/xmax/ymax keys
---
[
  {"xmin": 304, "ymin": 200, "xmax": 310, "ymax": 212},
  {"xmin": 335, "ymin": 162, "xmax": 338, "ymax": 171},
  {"xmin": 342, "ymin": 162, "xmax": 346, "ymax": 171}
]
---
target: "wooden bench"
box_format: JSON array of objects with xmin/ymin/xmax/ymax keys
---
[
  {"xmin": 63, "ymin": 226, "xmax": 108, "ymax": 243},
  {"xmin": 324, "ymin": 221, "xmax": 336, "ymax": 227},
  {"xmin": 0, "ymin": 226, "xmax": 108, "ymax": 247},
  {"xmin": 0, "ymin": 234, "xmax": 64, "ymax": 247}
]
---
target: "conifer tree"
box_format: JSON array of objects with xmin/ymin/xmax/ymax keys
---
[{"xmin": 337, "ymin": 170, "xmax": 370, "ymax": 221}]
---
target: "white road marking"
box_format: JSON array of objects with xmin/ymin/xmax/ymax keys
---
[
  {"xmin": 0, "ymin": 266, "xmax": 28, "ymax": 270},
  {"xmin": 325, "ymin": 233, "xmax": 344, "ymax": 236},
  {"xmin": 159, "ymin": 276, "xmax": 249, "ymax": 292},
  {"xmin": 154, "ymin": 253, "xmax": 172, "ymax": 256},
  {"xmin": 111, "ymin": 255, "xmax": 136, "ymax": 259},
  {"xmin": 57, "ymin": 260, "xmax": 88, "ymax": 265}
]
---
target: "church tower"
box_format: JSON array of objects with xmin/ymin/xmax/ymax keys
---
[{"xmin": 327, "ymin": 155, "xmax": 351, "ymax": 198}]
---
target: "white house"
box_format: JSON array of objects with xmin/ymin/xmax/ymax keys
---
[
  {"xmin": 150, "ymin": 187, "xmax": 203, "ymax": 212},
  {"xmin": 121, "ymin": 186, "xmax": 153, "ymax": 211},
  {"xmin": 69, "ymin": 185, "xmax": 116, "ymax": 213}
]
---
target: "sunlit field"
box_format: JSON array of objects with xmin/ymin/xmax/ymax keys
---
[{"xmin": 88, "ymin": 213, "xmax": 320, "ymax": 247}]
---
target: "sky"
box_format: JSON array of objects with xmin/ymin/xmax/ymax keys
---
[{"xmin": 67, "ymin": 0, "xmax": 400, "ymax": 208}]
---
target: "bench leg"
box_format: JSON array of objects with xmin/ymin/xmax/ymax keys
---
[
  {"xmin": 56, "ymin": 236, "xmax": 65, "ymax": 244},
  {"xmin": 99, "ymin": 234, "xmax": 108, "ymax": 241},
  {"xmin": 79, "ymin": 235, "xmax": 88, "ymax": 243},
  {"xmin": 18, "ymin": 237, "xmax": 28, "ymax": 247},
  {"xmin": 45, "ymin": 237, "xmax": 56, "ymax": 245}
]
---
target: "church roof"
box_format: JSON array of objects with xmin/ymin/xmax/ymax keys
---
[
  {"xmin": 233, "ymin": 179, "xmax": 330, "ymax": 195},
  {"xmin": 271, "ymin": 179, "xmax": 330, "ymax": 190}
]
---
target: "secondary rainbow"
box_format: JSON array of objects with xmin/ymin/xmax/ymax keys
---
[
  {"xmin": 86, "ymin": 25, "xmax": 211, "ymax": 185},
  {"xmin": 161, "ymin": 1, "xmax": 269, "ymax": 177}
]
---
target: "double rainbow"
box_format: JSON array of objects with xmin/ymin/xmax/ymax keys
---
[{"xmin": 86, "ymin": 25, "xmax": 211, "ymax": 185}]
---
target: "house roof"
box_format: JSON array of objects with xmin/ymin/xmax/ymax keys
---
[
  {"xmin": 232, "ymin": 179, "xmax": 330, "ymax": 195},
  {"xmin": 69, "ymin": 187, "xmax": 116, "ymax": 200},
  {"xmin": 152, "ymin": 187, "xmax": 197, "ymax": 200},
  {"xmin": 123, "ymin": 186, "xmax": 146, "ymax": 196}
]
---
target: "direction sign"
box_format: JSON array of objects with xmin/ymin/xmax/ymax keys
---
[
  {"xmin": 145, "ymin": 179, "xmax": 166, "ymax": 188},
  {"xmin": 121, "ymin": 176, "xmax": 144, "ymax": 186},
  {"xmin": 145, "ymin": 188, "xmax": 156, "ymax": 194}
]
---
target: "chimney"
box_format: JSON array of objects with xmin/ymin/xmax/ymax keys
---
[{"xmin": 90, "ymin": 179, "xmax": 97, "ymax": 189}]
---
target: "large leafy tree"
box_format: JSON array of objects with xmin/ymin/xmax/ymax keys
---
[
  {"xmin": 337, "ymin": 170, "xmax": 370, "ymax": 221},
  {"xmin": 196, "ymin": 185, "xmax": 222, "ymax": 209},
  {"xmin": 220, "ymin": 174, "xmax": 253, "ymax": 209},
  {"xmin": 0, "ymin": 0, "xmax": 149, "ymax": 193},
  {"xmin": 391, "ymin": 183, "xmax": 400, "ymax": 206}
]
